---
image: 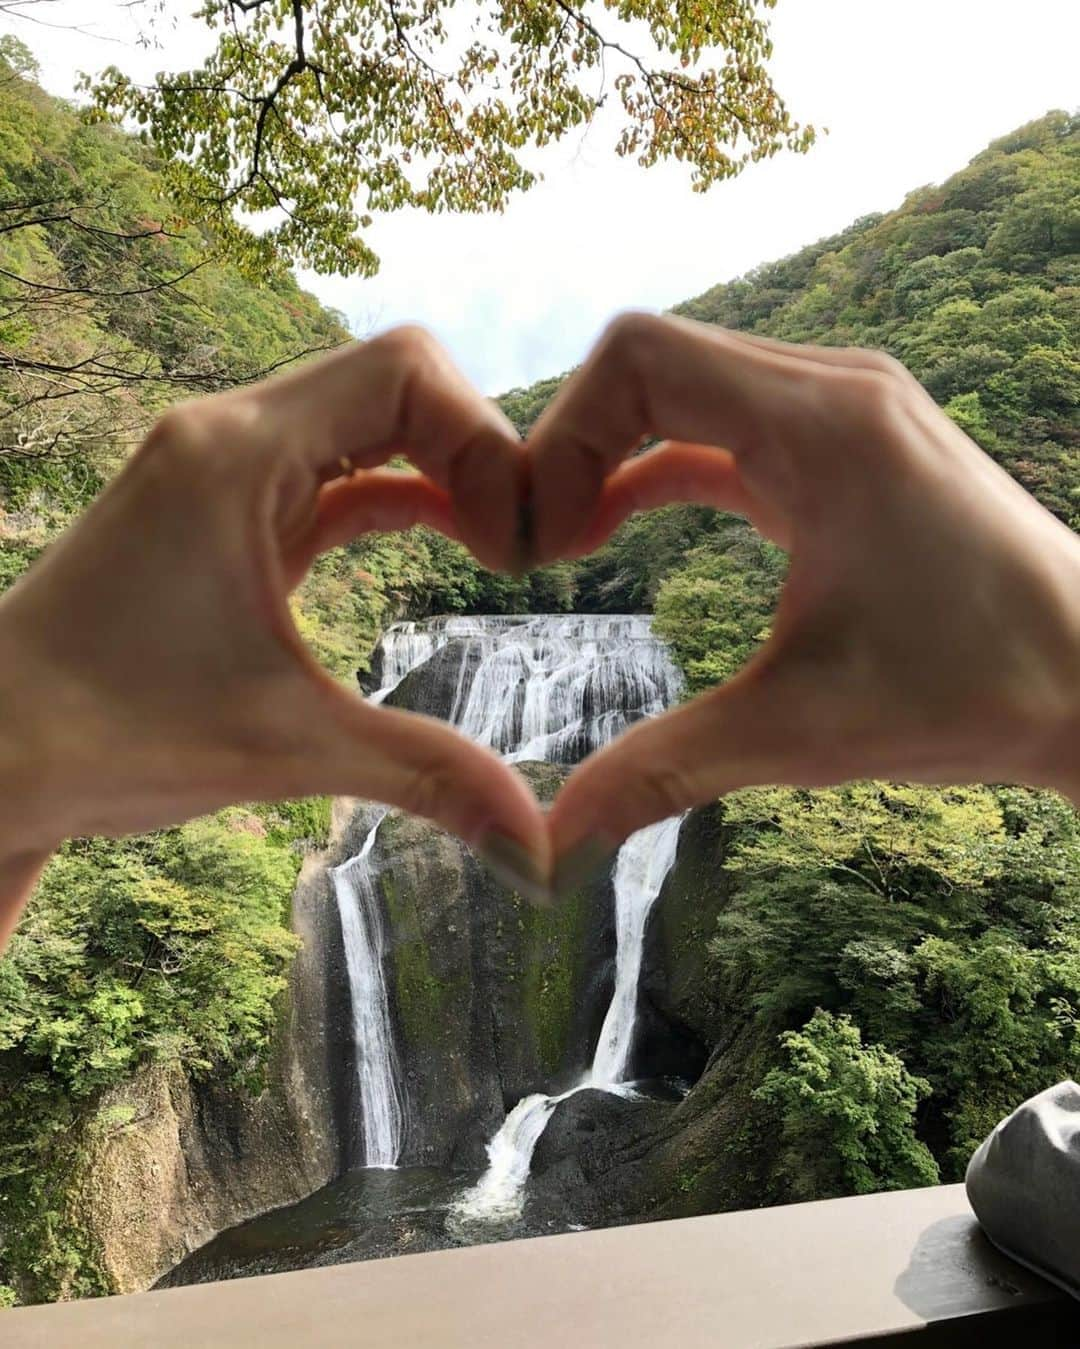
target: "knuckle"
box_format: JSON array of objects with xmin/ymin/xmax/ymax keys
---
[
  {"xmin": 855, "ymin": 348, "xmax": 914, "ymax": 384},
  {"xmin": 622, "ymin": 761, "xmax": 692, "ymax": 826},
  {"xmin": 837, "ymin": 367, "xmax": 914, "ymax": 430},
  {"xmin": 138, "ymin": 396, "xmax": 267, "ymax": 476},
  {"xmin": 141, "ymin": 404, "xmax": 200, "ymax": 461},
  {"xmin": 374, "ymin": 323, "xmax": 442, "ymax": 371},
  {"xmin": 598, "ymin": 311, "xmax": 671, "ymax": 374}
]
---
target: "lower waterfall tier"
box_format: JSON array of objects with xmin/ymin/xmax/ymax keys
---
[
  {"xmin": 356, "ymin": 762, "xmax": 617, "ymax": 1169},
  {"xmin": 163, "ymin": 802, "xmax": 748, "ymax": 1290}
]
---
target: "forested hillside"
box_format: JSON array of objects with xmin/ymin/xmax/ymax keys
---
[
  {"xmin": 0, "ymin": 30, "xmax": 1077, "ymax": 1303},
  {"xmin": 0, "ymin": 46, "xmax": 574, "ymax": 1303},
  {"xmin": 501, "ymin": 109, "xmax": 1078, "ymax": 627},
  {"xmin": 617, "ymin": 111, "xmax": 1080, "ymax": 1209}
]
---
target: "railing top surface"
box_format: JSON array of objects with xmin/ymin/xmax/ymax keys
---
[{"xmin": 5, "ymin": 1183, "xmax": 1076, "ymax": 1348}]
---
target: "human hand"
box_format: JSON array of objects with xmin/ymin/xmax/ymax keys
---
[
  {"xmin": 525, "ymin": 314, "xmax": 1080, "ymax": 881},
  {"xmin": 0, "ymin": 330, "xmax": 548, "ymax": 939}
]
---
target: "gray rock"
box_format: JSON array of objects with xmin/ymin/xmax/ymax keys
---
[
  {"xmin": 338, "ymin": 762, "xmax": 617, "ymax": 1169},
  {"xmin": 383, "ymin": 639, "xmax": 486, "ymax": 720}
]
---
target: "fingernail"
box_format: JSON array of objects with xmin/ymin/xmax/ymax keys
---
[
  {"xmin": 551, "ymin": 836, "xmax": 617, "ymax": 902},
  {"xmin": 477, "ymin": 832, "xmax": 552, "ymax": 908}
]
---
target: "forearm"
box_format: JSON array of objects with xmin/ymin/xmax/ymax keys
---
[
  {"xmin": 1039, "ymin": 709, "xmax": 1080, "ymax": 809},
  {"xmin": 0, "ymin": 611, "xmax": 63, "ymax": 951},
  {"xmin": 1025, "ymin": 541, "xmax": 1080, "ymax": 808}
]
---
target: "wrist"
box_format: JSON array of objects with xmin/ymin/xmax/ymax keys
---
[
  {"xmin": 1021, "ymin": 541, "xmax": 1080, "ymax": 807},
  {"xmin": 0, "ymin": 605, "xmax": 71, "ymax": 855},
  {"xmin": 0, "ymin": 847, "xmax": 53, "ymax": 951}
]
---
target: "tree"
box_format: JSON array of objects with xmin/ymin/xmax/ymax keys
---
[
  {"xmin": 755, "ymin": 1009, "xmax": 940, "ymax": 1200},
  {"xmin": 721, "ymin": 782, "xmax": 1006, "ymax": 901},
  {"xmin": 86, "ymin": 0, "xmax": 815, "ymax": 276},
  {"xmin": 0, "ymin": 47, "xmax": 347, "ymax": 473},
  {"xmin": 653, "ymin": 523, "xmax": 785, "ymax": 691}
]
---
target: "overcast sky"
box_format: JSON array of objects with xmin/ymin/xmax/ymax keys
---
[{"xmin": 9, "ymin": 0, "xmax": 1079, "ymax": 393}]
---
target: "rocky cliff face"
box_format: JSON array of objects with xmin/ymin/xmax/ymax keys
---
[
  {"xmin": 371, "ymin": 761, "xmax": 615, "ymax": 1168},
  {"xmin": 67, "ymin": 801, "xmax": 368, "ymax": 1293},
  {"xmin": 526, "ymin": 802, "xmax": 775, "ymax": 1229},
  {"xmin": 81, "ymin": 612, "xmax": 748, "ymax": 1291}
]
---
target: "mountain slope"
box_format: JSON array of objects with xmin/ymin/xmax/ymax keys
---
[{"xmin": 498, "ymin": 110, "xmax": 1078, "ymax": 622}]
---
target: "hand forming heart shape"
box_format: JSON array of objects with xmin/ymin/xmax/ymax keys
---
[{"xmin": 1, "ymin": 316, "xmax": 1077, "ymax": 918}]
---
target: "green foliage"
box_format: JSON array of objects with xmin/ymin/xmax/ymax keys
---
[
  {"xmin": 722, "ymin": 783, "xmax": 1005, "ymax": 897},
  {"xmin": 496, "ymin": 112, "xmax": 1077, "ymax": 616},
  {"xmin": 0, "ymin": 53, "xmax": 348, "ymax": 535},
  {"xmin": 755, "ymin": 1009, "xmax": 939, "ymax": 1199},
  {"xmin": 0, "ymin": 815, "xmax": 302, "ymax": 1300},
  {"xmin": 255, "ymin": 797, "xmax": 333, "ymax": 850},
  {"xmin": 1, "ymin": 65, "xmax": 1077, "ymax": 1287},
  {"xmin": 86, "ymin": 1, "xmax": 813, "ymax": 276},
  {"xmin": 574, "ymin": 504, "xmax": 728, "ymax": 613},
  {"xmin": 672, "ymin": 110, "xmax": 1079, "ymax": 529},
  {"xmin": 654, "ymin": 527, "xmax": 786, "ymax": 691},
  {"xmin": 708, "ymin": 786, "xmax": 1080, "ymax": 1193},
  {"xmin": 491, "ymin": 116, "xmax": 1080, "ymax": 1208}
]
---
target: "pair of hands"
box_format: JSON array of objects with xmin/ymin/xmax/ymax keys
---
[{"xmin": 0, "ymin": 314, "xmax": 1077, "ymax": 927}]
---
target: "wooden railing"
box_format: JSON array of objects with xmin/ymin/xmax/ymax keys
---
[{"xmin": 5, "ymin": 1183, "xmax": 1078, "ymax": 1347}]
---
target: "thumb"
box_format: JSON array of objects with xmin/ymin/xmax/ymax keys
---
[
  {"xmin": 266, "ymin": 681, "xmax": 552, "ymax": 905},
  {"xmin": 547, "ymin": 656, "xmax": 808, "ymax": 887}
]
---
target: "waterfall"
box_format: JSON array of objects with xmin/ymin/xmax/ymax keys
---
[
  {"xmin": 331, "ymin": 811, "xmax": 405, "ymax": 1169},
  {"xmin": 450, "ymin": 1093, "xmax": 564, "ymax": 1222},
  {"xmin": 451, "ymin": 814, "xmax": 685, "ymax": 1223},
  {"xmin": 378, "ymin": 613, "xmax": 679, "ymax": 758},
  {"xmin": 587, "ymin": 814, "xmax": 685, "ymax": 1086},
  {"xmin": 335, "ymin": 613, "xmax": 684, "ymax": 1181}
]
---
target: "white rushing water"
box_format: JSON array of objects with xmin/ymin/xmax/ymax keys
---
[
  {"xmin": 336, "ymin": 613, "xmax": 684, "ymax": 1179},
  {"xmin": 451, "ymin": 814, "xmax": 685, "ymax": 1224},
  {"xmin": 587, "ymin": 814, "xmax": 686, "ymax": 1087},
  {"xmin": 331, "ymin": 811, "xmax": 405, "ymax": 1169}
]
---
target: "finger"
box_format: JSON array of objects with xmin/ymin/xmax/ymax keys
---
[
  {"xmin": 262, "ymin": 685, "xmax": 552, "ymax": 904},
  {"xmin": 569, "ymin": 441, "xmax": 792, "ymax": 556},
  {"xmin": 727, "ymin": 329, "xmax": 939, "ymax": 410},
  {"xmin": 723, "ymin": 329, "xmax": 918, "ymax": 379},
  {"xmin": 263, "ymin": 329, "xmax": 525, "ymax": 570},
  {"xmin": 548, "ymin": 656, "xmax": 808, "ymax": 880},
  {"xmin": 248, "ymin": 464, "xmax": 551, "ymax": 900},
  {"xmin": 526, "ymin": 313, "xmax": 856, "ymax": 565},
  {"xmin": 281, "ymin": 469, "xmax": 458, "ymax": 589}
]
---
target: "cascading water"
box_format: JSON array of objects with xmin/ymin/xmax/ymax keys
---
[
  {"xmin": 451, "ymin": 813, "xmax": 685, "ymax": 1223},
  {"xmin": 166, "ymin": 613, "xmax": 688, "ymax": 1287},
  {"xmin": 587, "ymin": 814, "xmax": 685, "ymax": 1087},
  {"xmin": 335, "ymin": 613, "xmax": 683, "ymax": 1181},
  {"xmin": 331, "ymin": 810, "xmax": 405, "ymax": 1169}
]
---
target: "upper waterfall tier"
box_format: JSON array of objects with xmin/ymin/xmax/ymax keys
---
[{"xmin": 374, "ymin": 614, "xmax": 681, "ymax": 764}]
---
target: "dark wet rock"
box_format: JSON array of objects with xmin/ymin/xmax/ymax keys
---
[
  {"xmin": 383, "ymin": 639, "xmax": 486, "ymax": 720},
  {"xmin": 355, "ymin": 761, "xmax": 616, "ymax": 1170}
]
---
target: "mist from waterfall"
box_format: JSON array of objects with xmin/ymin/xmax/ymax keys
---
[{"xmin": 335, "ymin": 613, "xmax": 683, "ymax": 1179}]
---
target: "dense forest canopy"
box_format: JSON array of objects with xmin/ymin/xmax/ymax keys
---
[
  {"xmin": 85, "ymin": 0, "xmax": 813, "ymax": 276},
  {"xmin": 0, "ymin": 41, "xmax": 1077, "ymax": 1304}
]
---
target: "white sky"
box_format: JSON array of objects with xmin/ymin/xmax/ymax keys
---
[{"xmin": 7, "ymin": 0, "xmax": 1080, "ymax": 394}]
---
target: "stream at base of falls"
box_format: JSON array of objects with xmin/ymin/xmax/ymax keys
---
[{"xmin": 163, "ymin": 1078, "xmax": 688, "ymax": 1288}]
